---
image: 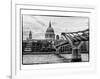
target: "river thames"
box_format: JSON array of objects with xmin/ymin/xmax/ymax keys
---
[{"xmin": 22, "ymin": 53, "xmax": 89, "ymax": 65}]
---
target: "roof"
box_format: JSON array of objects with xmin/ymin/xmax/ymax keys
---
[{"xmin": 46, "ymin": 21, "xmax": 55, "ymax": 33}]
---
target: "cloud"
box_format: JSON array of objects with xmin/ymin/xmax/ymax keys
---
[
  {"xmin": 31, "ymin": 16, "xmax": 46, "ymax": 26},
  {"xmin": 23, "ymin": 15, "xmax": 89, "ymax": 40}
]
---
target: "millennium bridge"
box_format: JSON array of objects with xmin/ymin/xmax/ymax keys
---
[{"xmin": 54, "ymin": 29, "xmax": 89, "ymax": 62}]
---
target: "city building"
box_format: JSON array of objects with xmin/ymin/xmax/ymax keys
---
[
  {"xmin": 56, "ymin": 35, "xmax": 60, "ymax": 40},
  {"xmin": 45, "ymin": 21, "xmax": 55, "ymax": 40},
  {"xmin": 29, "ymin": 31, "xmax": 32, "ymax": 40},
  {"xmin": 22, "ymin": 21, "xmax": 89, "ymax": 54}
]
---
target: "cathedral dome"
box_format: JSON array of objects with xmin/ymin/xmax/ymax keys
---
[
  {"xmin": 45, "ymin": 21, "xmax": 55, "ymax": 40},
  {"xmin": 46, "ymin": 22, "xmax": 54, "ymax": 33},
  {"xmin": 46, "ymin": 26, "xmax": 54, "ymax": 33}
]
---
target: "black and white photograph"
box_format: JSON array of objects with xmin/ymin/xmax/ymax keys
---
[
  {"xmin": 10, "ymin": 2, "xmax": 97, "ymax": 79},
  {"xmin": 22, "ymin": 15, "xmax": 89, "ymax": 65}
]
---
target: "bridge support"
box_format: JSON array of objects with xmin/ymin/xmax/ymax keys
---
[
  {"xmin": 71, "ymin": 47, "xmax": 81, "ymax": 62},
  {"xmin": 71, "ymin": 42, "xmax": 83, "ymax": 62}
]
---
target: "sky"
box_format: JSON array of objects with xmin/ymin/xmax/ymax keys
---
[{"xmin": 23, "ymin": 15, "xmax": 89, "ymax": 40}]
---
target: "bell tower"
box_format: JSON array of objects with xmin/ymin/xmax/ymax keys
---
[{"xmin": 29, "ymin": 31, "xmax": 32, "ymax": 40}]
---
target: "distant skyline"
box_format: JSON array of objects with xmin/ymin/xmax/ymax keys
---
[{"xmin": 23, "ymin": 15, "xmax": 89, "ymax": 40}]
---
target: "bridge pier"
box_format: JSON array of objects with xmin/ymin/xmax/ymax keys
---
[
  {"xmin": 71, "ymin": 47, "xmax": 81, "ymax": 62},
  {"xmin": 71, "ymin": 41, "xmax": 83, "ymax": 62}
]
